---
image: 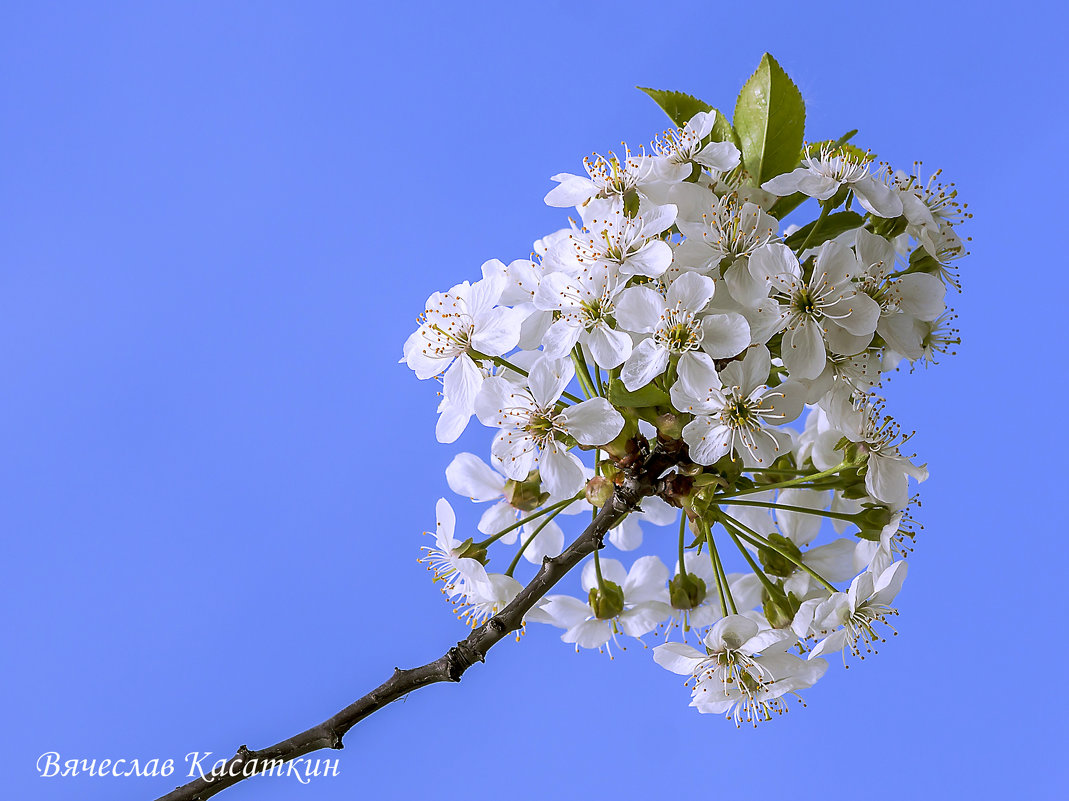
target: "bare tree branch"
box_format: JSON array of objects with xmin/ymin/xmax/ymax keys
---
[{"xmin": 153, "ymin": 446, "xmax": 680, "ymax": 801}]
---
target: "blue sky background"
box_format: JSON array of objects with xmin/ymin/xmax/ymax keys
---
[{"xmin": 2, "ymin": 2, "xmax": 1065, "ymax": 799}]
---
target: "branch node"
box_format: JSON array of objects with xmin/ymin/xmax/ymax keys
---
[
  {"xmin": 487, "ymin": 616, "xmax": 506, "ymax": 634},
  {"xmin": 444, "ymin": 646, "xmax": 465, "ymax": 681}
]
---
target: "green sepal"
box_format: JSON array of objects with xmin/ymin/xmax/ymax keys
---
[
  {"xmin": 599, "ymin": 409, "xmax": 640, "ymax": 462},
  {"xmin": 669, "ymin": 571, "xmax": 708, "ymax": 611},
  {"xmin": 758, "ymin": 532, "xmax": 803, "ymax": 578},
  {"xmin": 454, "ymin": 538, "xmax": 488, "ymax": 566},
  {"xmin": 853, "ymin": 503, "xmax": 895, "ymax": 540},
  {"xmin": 761, "ymin": 583, "xmax": 799, "ymax": 629},
  {"xmin": 503, "ymin": 471, "xmax": 550, "ymax": 512},
  {"xmin": 589, "ymin": 580, "xmax": 625, "ymax": 620}
]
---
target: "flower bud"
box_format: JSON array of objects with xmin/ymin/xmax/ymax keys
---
[
  {"xmin": 588, "ymin": 580, "xmax": 625, "ymax": 620},
  {"xmin": 669, "ymin": 572, "xmax": 707, "ymax": 610},
  {"xmin": 585, "ymin": 476, "xmax": 614, "ymax": 508}
]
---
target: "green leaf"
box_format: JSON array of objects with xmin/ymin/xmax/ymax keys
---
[
  {"xmin": 784, "ymin": 211, "xmax": 865, "ymax": 250},
  {"xmin": 733, "ymin": 53, "xmax": 806, "ymax": 185},
  {"xmin": 804, "ymin": 137, "xmax": 871, "ymax": 164},
  {"xmin": 638, "ymin": 87, "xmax": 740, "ymax": 147},
  {"xmin": 906, "ymin": 246, "xmax": 944, "ymax": 276},
  {"xmin": 768, "ymin": 193, "xmax": 808, "ymax": 221},
  {"xmin": 769, "ymin": 132, "xmax": 859, "ymax": 220},
  {"xmin": 607, "ymin": 378, "xmax": 671, "ymax": 409}
]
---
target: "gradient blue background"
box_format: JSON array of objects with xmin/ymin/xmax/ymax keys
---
[{"xmin": 3, "ymin": 2, "xmax": 1065, "ymax": 798}]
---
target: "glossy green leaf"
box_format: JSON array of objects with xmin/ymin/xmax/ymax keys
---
[
  {"xmin": 784, "ymin": 211, "xmax": 865, "ymax": 250},
  {"xmin": 768, "ymin": 193, "xmax": 808, "ymax": 220},
  {"xmin": 638, "ymin": 87, "xmax": 740, "ymax": 147},
  {"xmin": 804, "ymin": 137, "xmax": 871, "ymax": 164},
  {"xmin": 733, "ymin": 54, "xmax": 806, "ymax": 185},
  {"xmin": 768, "ymin": 131, "xmax": 861, "ymax": 219},
  {"xmin": 607, "ymin": 378, "xmax": 671, "ymax": 409}
]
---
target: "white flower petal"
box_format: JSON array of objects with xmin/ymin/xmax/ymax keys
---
[{"xmin": 560, "ymin": 397, "xmax": 625, "ymax": 446}]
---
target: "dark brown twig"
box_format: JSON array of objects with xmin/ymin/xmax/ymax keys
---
[{"xmin": 154, "ymin": 447, "xmax": 677, "ymax": 801}]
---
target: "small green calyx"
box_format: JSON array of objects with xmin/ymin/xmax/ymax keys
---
[
  {"xmin": 600, "ymin": 411, "xmax": 640, "ymax": 462},
  {"xmin": 588, "ymin": 581, "xmax": 626, "ymax": 620},
  {"xmin": 853, "ymin": 503, "xmax": 895, "ymax": 540},
  {"xmin": 758, "ymin": 533, "xmax": 804, "ymax": 578},
  {"xmin": 836, "ymin": 437, "xmax": 869, "ymax": 468},
  {"xmin": 503, "ymin": 471, "xmax": 550, "ymax": 512},
  {"xmin": 669, "ymin": 572, "xmax": 708, "ymax": 610},
  {"xmin": 454, "ymin": 538, "xmax": 488, "ymax": 566},
  {"xmin": 762, "ymin": 585, "xmax": 800, "ymax": 629}
]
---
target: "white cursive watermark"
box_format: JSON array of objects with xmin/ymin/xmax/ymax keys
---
[{"xmin": 35, "ymin": 751, "xmax": 341, "ymax": 785}]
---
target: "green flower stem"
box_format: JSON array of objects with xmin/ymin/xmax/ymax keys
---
[
  {"xmin": 475, "ymin": 493, "xmax": 584, "ymax": 549},
  {"xmin": 594, "ymin": 548, "xmax": 605, "ymax": 586},
  {"xmin": 702, "ymin": 519, "xmax": 729, "ymax": 618},
  {"xmin": 505, "ymin": 505, "xmax": 568, "ymax": 577},
  {"xmin": 720, "ymin": 497, "xmax": 857, "ymax": 524},
  {"xmin": 664, "ymin": 357, "xmax": 678, "ymax": 391},
  {"xmin": 797, "ymin": 200, "xmax": 832, "ymax": 253},
  {"xmin": 592, "ymin": 449, "xmax": 601, "ymax": 523},
  {"xmin": 719, "ymin": 511, "xmax": 838, "ymax": 594},
  {"xmin": 715, "ymin": 463, "xmax": 849, "ymax": 500},
  {"xmin": 570, "ymin": 346, "xmax": 599, "ymax": 399},
  {"xmin": 721, "ymin": 521, "xmax": 781, "ymax": 602},
  {"xmin": 469, "ymin": 350, "xmax": 584, "ymax": 404},
  {"xmin": 677, "ymin": 513, "xmax": 688, "ymax": 579},
  {"xmin": 708, "ymin": 529, "xmax": 737, "ymax": 614}
]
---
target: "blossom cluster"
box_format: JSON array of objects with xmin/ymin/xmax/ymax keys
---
[{"xmin": 402, "ymin": 62, "xmax": 966, "ymax": 726}]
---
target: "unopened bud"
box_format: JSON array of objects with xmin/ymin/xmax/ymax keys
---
[
  {"xmin": 585, "ymin": 476, "xmax": 614, "ymax": 508},
  {"xmin": 588, "ymin": 580, "xmax": 625, "ymax": 620}
]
